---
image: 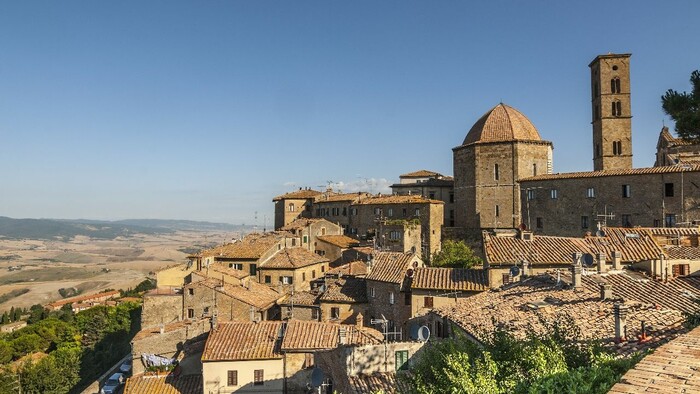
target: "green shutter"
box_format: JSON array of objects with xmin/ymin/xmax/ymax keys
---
[{"xmin": 395, "ymin": 350, "xmax": 408, "ymax": 371}]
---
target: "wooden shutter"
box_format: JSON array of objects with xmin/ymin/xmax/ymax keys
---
[
  {"xmin": 254, "ymin": 369, "xmax": 264, "ymax": 385},
  {"xmin": 227, "ymin": 370, "xmax": 237, "ymax": 386},
  {"xmin": 424, "ymin": 297, "xmax": 433, "ymax": 308}
]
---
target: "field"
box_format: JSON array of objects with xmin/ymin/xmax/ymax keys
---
[{"xmin": 0, "ymin": 231, "xmax": 232, "ymax": 313}]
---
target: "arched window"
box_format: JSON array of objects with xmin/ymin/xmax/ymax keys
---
[
  {"xmin": 288, "ymin": 203, "xmax": 295, "ymax": 212},
  {"xmin": 533, "ymin": 163, "xmax": 537, "ymax": 176},
  {"xmin": 612, "ymin": 101, "xmax": 622, "ymax": 116},
  {"xmin": 610, "ymin": 78, "xmax": 621, "ymax": 94}
]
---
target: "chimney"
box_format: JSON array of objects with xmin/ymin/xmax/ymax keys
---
[
  {"xmin": 600, "ymin": 283, "xmax": 613, "ymax": 300},
  {"xmin": 614, "ymin": 303, "xmax": 628, "ymax": 342},
  {"xmin": 356, "ymin": 312, "xmax": 364, "ymax": 328},
  {"xmin": 612, "ymin": 251, "xmax": 622, "ymax": 270},
  {"xmin": 338, "ymin": 327, "xmax": 347, "ymax": 345},
  {"xmin": 572, "ymin": 252, "xmax": 582, "ymax": 266},
  {"xmin": 521, "ymin": 260, "xmax": 530, "ymax": 279},
  {"xmin": 572, "ymin": 265, "xmax": 583, "ymax": 291},
  {"xmin": 597, "ymin": 252, "xmax": 607, "ymax": 274}
]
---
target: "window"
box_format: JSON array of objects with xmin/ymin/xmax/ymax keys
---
[
  {"xmin": 311, "ymin": 308, "xmax": 319, "ymax": 320},
  {"xmin": 389, "ymin": 292, "xmax": 395, "ymax": 305},
  {"xmin": 321, "ymin": 227, "xmax": 326, "ymax": 236},
  {"xmin": 250, "ymin": 264, "xmax": 257, "ymax": 276},
  {"xmin": 389, "ymin": 230, "xmax": 401, "ymax": 240},
  {"xmin": 395, "ymin": 350, "xmax": 409, "ymax": 371},
  {"xmin": 188, "ymin": 288, "xmax": 194, "ymax": 295},
  {"xmin": 387, "ymin": 208, "xmax": 393, "ymax": 217},
  {"xmin": 586, "ymin": 187, "xmax": 595, "ymax": 198},
  {"xmin": 494, "ymin": 164, "xmax": 500, "ymax": 181},
  {"xmin": 449, "ymin": 193, "xmax": 454, "ymax": 203},
  {"xmin": 291, "ymin": 238, "xmax": 296, "ymax": 246},
  {"xmin": 321, "ymin": 265, "xmax": 325, "ymax": 273},
  {"xmin": 350, "ymin": 208, "xmax": 357, "ymax": 215},
  {"xmin": 533, "ymin": 163, "xmax": 537, "ymax": 176},
  {"xmin": 303, "ymin": 235, "xmax": 308, "ymax": 243},
  {"xmin": 495, "ymin": 205, "xmax": 500, "ymax": 217},
  {"xmin": 253, "ymin": 370, "xmax": 264, "ymax": 386},
  {"xmin": 611, "ymin": 77, "xmax": 621, "ymax": 94},
  {"xmin": 350, "ymin": 228, "xmax": 357, "ymax": 234},
  {"xmin": 665, "ymin": 183, "xmax": 675, "ymax": 197},
  {"xmin": 527, "ymin": 189, "xmax": 536, "ymax": 200},
  {"xmin": 187, "ymin": 308, "xmax": 194, "ymax": 319},
  {"xmin": 621, "ymin": 214, "xmax": 631, "ymax": 227},
  {"xmin": 654, "ymin": 219, "xmax": 661, "ymax": 227},
  {"xmin": 264, "ymin": 275, "xmax": 271, "ymax": 284},
  {"xmin": 424, "ymin": 296, "xmax": 434, "ymax": 308},
  {"xmin": 304, "ymin": 353, "xmax": 315, "ymax": 369},
  {"xmin": 331, "ymin": 307, "xmax": 340, "ymax": 319},
  {"xmin": 612, "ymin": 100, "xmax": 622, "ymax": 116},
  {"xmin": 374, "ymin": 208, "xmax": 382, "ymax": 216},
  {"xmin": 302, "ymin": 272, "xmax": 306, "ymax": 281},
  {"xmin": 502, "ymin": 273, "xmax": 513, "ymax": 285},
  {"xmin": 312, "ymin": 270, "xmax": 316, "ymax": 279},
  {"xmin": 280, "ymin": 276, "xmax": 293, "ymax": 284},
  {"xmin": 550, "ymin": 189, "xmax": 558, "ymax": 199},
  {"xmin": 342, "ymin": 207, "xmax": 347, "ymax": 216},
  {"xmin": 622, "ymin": 184, "xmax": 631, "ymax": 198},
  {"xmin": 402, "ymin": 208, "xmax": 407, "ymax": 217},
  {"xmin": 227, "ymin": 370, "xmax": 238, "ymax": 386},
  {"xmin": 613, "ymin": 140, "xmax": 622, "ymax": 155},
  {"xmin": 414, "ymin": 208, "xmax": 420, "ymax": 216},
  {"xmin": 673, "ymin": 264, "xmax": 690, "ymax": 277},
  {"xmin": 288, "ymin": 203, "xmax": 295, "ymax": 212},
  {"xmin": 665, "ymin": 214, "xmax": 677, "ymax": 227},
  {"xmin": 229, "ymin": 263, "xmax": 243, "ymax": 270},
  {"xmin": 536, "ymin": 217, "xmax": 543, "ymax": 229},
  {"xmin": 370, "ymin": 287, "xmax": 375, "ymax": 297},
  {"xmin": 404, "ymin": 292, "xmax": 411, "ymax": 305},
  {"xmin": 581, "ymin": 216, "xmax": 589, "ymax": 229}
]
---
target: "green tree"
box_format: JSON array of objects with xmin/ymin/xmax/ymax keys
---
[
  {"xmin": 0, "ymin": 341, "xmax": 12, "ymax": 364},
  {"xmin": 0, "ymin": 312, "xmax": 8, "ymax": 325},
  {"xmin": 431, "ymin": 240, "xmax": 482, "ymax": 268},
  {"xmin": 662, "ymin": 70, "xmax": 700, "ymax": 140}
]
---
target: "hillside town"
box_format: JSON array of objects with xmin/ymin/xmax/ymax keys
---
[{"xmin": 93, "ymin": 53, "xmax": 700, "ymax": 393}]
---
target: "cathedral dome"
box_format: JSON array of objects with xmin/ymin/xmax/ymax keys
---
[{"xmin": 462, "ymin": 103, "xmax": 542, "ymax": 145}]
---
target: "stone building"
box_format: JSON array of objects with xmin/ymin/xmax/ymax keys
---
[
  {"xmin": 257, "ymin": 247, "xmax": 330, "ymax": 292},
  {"xmin": 312, "ymin": 192, "xmax": 373, "ymax": 232},
  {"xmin": 318, "ymin": 276, "xmax": 368, "ymax": 324},
  {"xmin": 409, "ymin": 267, "xmax": 488, "ymax": 319},
  {"xmin": 655, "ymin": 126, "xmax": 700, "ymax": 166},
  {"xmin": 183, "ymin": 278, "xmax": 282, "ymax": 322},
  {"xmin": 452, "ymin": 103, "xmax": 554, "ymax": 232},
  {"xmin": 279, "ymin": 218, "xmax": 343, "ymax": 252},
  {"xmin": 365, "ymin": 251, "xmax": 424, "ymax": 341},
  {"xmin": 273, "ymin": 188, "xmax": 322, "ymax": 229},
  {"xmin": 391, "ymin": 170, "xmax": 455, "ymax": 226}
]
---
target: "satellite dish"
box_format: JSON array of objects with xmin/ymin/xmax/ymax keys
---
[
  {"xmin": 406, "ymin": 268, "xmax": 414, "ymax": 278},
  {"xmin": 510, "ymin": 266, "xmax": 521, "ymax": 277},
  {"xmin": 417, "ymin": 325, "xmax": 431, "ymax": 341},
  {"xmin": 596, "ymin": 230, "xmax": 606, "ymax": 237},
  {"xmin": 582, "ymin": 253, "xmax": 595, "ymax": 267},
  {"xmin": 310, "ymin": 368, "xmax": 325, "ymax": 387},
  {"xmin": 518, "ymin": 223, "xmax": 527, "ymax": 231}
]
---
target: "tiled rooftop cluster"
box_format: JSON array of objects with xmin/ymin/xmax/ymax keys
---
[
  {"xmin": 411, "ymin": 267, "xmax": 488, "ymax": 291},
  {"xmin": 123, "ymin": 374, "xmax": 202, "ymax": 394}
]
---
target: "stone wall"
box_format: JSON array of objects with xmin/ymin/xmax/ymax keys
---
[
  {"xmin": 366, "ymin": 280, "xmax": 411, "ymax": 339},
  {"xmin": 131, "ymin": 318, "xmax": 210, "ymax": 375},
  {"xmin": 141, "ymin": 293, "xmax": 182, "ymax": 329}
]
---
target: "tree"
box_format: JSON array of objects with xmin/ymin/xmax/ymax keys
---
[
  {"xmin": 662, "ymin": 70, "xmax": 700, "ymax": 140},
  {"xmin": 431, "ymin": 240, "xmax": 482, "ymax": 268}
]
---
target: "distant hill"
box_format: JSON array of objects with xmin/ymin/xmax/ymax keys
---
[
  {"xmin": 113, "ymin": 219, "xmax": 247, "ymax": 232},
  {"xmin": 0, "ymin": 216, "xmax": 173, "ymax": 240}
]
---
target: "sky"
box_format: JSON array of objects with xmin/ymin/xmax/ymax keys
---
[{"xmin": 1, "ymin": 1, "xmax": 699, "ymax": 225}]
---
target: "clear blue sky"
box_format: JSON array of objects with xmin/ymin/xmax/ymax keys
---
[{"xmin": 1, "ymin": 1, "xmax": 699, "ymax": 225}]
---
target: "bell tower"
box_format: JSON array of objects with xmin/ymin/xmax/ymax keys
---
[{"xmin": 589, "ymin": 53, "xmax": 632, "ymax": 171}]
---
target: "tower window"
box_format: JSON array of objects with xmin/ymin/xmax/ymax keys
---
[
  {"xmin": 622, "ymin": 184, "xmax": 631, "ymax": 198},
  {"xmin": 494, "ymin": 164, "xmax": 500, "ymax": 181},
  {"xmin": 586, "ymin": 187, "xmax": 596, "ymax": 198},
  {"xmin": 495, "ymin": 205, "xmax": 500, "ymax": 217},
  {"xmin": 613, "ymin": 140, "xmax": 622, "ymax": 155},
  {"xmin": 550, "ymin": 189, "xmax": 558, "ymax": 199},
  {"xmin": 533, "ymin": 163, "xmax": 537, "ymax": 176},
  {"xmin": 612, "ymin": 65, "xmax": 618, "ymax": 71},
  {"xmin": 612, "ymin": 101, "xmax": 622, "ymax": 117},
  {"xmin": 527, "ymin": 189, "xmax": 536, "ymax": 200},
  {"xmin": 611, "ymin": 78, "xmax": 621, "ymax": 94},
  {"xmin": 581, "ymin": 216, "xmax": 589, "ymax": 229}
]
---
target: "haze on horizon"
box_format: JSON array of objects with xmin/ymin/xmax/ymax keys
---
[{"xmin": 1, "ymin": 1, "xmax": 699, "ymax": 225}]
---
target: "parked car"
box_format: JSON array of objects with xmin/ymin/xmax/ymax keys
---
[
  {"xmin": 119, "ymin": 359, "xmax": 132, "ymax": 374},
  {"xmin": 101, "ymin": 372, "xmax": 124, "ymax": 394}
]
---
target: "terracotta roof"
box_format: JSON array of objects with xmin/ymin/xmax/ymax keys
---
[
  {"xmin": 327, "ymin": 260, "xmax": 368, "ymax": 277},
  {"xmin": 281, "ymin": 320, "xmax": 382, "ymax": 351},
  {"xmin": 262, "ymin": 247, "xmax": 329, "ymax": 269},
  {"xmin": 659, "ymin": 126, "xmax": 694, "ymax": 147},
  {"xmin": 280, "ymin": 218, "xmax": 326, "ymax": 230},
  {"xmin": 200, "ymin": 233, "xmax": 283, "ymax": 259},
  {"xmin": 482, "ymin": 230, "xmax": 663, "ymax": 266},
  {"xmin": 134, "ymin": 319, "xmax": 204, "ymax": 341},
  {"xmin": 462, "ymin": 103, "xmax": 544, "ymax": 145},
  {"xmin": 352, "ymin": 195, "xmax": 443, "ymax": 205},
  {"xmin": 521, "ymin": 164, "xmax": 700, "ymax": 182},
  {"xmin": 272, "ymin": 189, "xmax": 323, "ymax": 201},
  {"xmin": 346, "ymin": 372, "xmax": 410, "ymax": 394},
  {"xmin": 202, "ymin": 321, "xmax": 283, "ymax": 361},
  {"xmin": 432, "ymin": 272, "xmax": 691, "ymax": 356},
  {"xmin": 366, "ymin": 252, "xmax": 421, "ymax": 285},
  {"xmin": 46, "ymin": 290, "xmax": 120, "ymax": 309},
  {"xmin": 190, "ymin": 278, "xmax": 281, "ymax": 310},
  {"xmin": 206, "ymin": 262, "xmax": 249, "ymax": 279},
  {"xmin": 391, "ymin": 177, "xmax": 454, "ymax": 188},
  {"xmin": 411, "ymin": 267, "xmax": 489, "ymax": 292},
  {"xmin": 663, "ymin": 246, "xmax": 700, "ymax": 260},
  {"xmin": 315, "ymin": 192, "xmax": 371, "ymax": 203},
  {"xmin": 319, "ymin": 277, "xmax": 368, "ymax": 303},
  {"xmin": 609, "ymin": 325, "xmax": 700, "ymax": 393},
  {"xmin": 124, "ymin": 374, "xmax": 202, "ymax": 394},
  {"xmin": 279, "ymin": 290, "xmax": 319, "ymax": 306},
  {"xmin": 317, "ymin": 235, "xmax": 360, "ymax": 249},
  {"xmin": 399, "ymin": 170, "xmax": 443, "ymax": 178}
]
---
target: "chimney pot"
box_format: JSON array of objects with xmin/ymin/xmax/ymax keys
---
[
  {"xmin": 600, "ymin": 283, "xmax": 613, "ymax": 300},
  {"xmin": 614, "ymin": 303, "xmax": 628, "ymax": 342},
  {"xmin": 597, "ymin": 252, "xmax": 607, "ymax": 273},
  {"xmin": 612, "ymin": 251, "xmax": 623, "ymax": 270},
  {"xmin": 571, "ymin": 264, "xmax": 583, "ymax": 291}
]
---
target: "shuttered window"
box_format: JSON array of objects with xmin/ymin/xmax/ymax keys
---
[
  {"xmin": 227, "ymin": 370, "xmax": 238, "ymax": 386},
  {"xmin": 254, "ymin": 369, "xmax": 264, "ymax": 385},
  {"xmin": 395, "ymin": 350, "xmax": 409, "ymax": 371}
]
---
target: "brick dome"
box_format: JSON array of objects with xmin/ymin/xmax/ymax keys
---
[{"xmin": 462, "ymin": 103, "xmax": 542, "ymax": 145}]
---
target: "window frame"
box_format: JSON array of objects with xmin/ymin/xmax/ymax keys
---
[
  {"xmin": 227, "ymin": 370, "xmax": 238, "ymax": 387},
  {"xmin": 253, "ymin": 369, "xmax": 264, "ymax": 386}
]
